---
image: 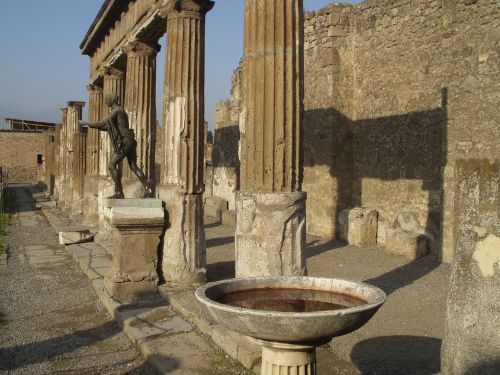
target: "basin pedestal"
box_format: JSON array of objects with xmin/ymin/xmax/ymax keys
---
[{"xmin": 254, "ymin": 339, "xmax": 319, "ymax": 375}]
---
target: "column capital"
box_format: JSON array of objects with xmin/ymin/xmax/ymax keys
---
[
  {"xmin": 99, "ymin": 66, "xmax": 125, "ymax": 80},
  {"xmin": 164, "ymin": 0, "xmax": 214, "ymax": 19},
  {"xmin": 67, "ymin": 101, "xmax": 86, "ymax": 109},
  {"xmin": 86, "ymin": 83, "xmax": 103, "ymax": 94},
  {"xmin": 60, "ymin": 107, "xmax": 68, "ymax": 117},
  {"xmin": 123, "ymin": 40, "xmax": 161, "ymax": 57}
]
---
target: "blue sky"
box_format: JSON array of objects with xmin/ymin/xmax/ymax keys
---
[{"xmin": 0, "ymin": 0, "xmax": 359, "ymax": 129}]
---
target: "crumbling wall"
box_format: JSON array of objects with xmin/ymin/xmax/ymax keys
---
[
  {"xmin": 301, "ymin": 0, "xmax": 499, "ymax": 261},
  {"xmin": 213, "ymin": 0, "xmax": 499, "ymax": 262},
  {"xmin": 350, "ymin": 0, "xmax": 499, "ymax": 261},
  {"xmin": 303, "ymin": 4, "xmax": 355, "ymax": 237},
  {"xmin": 0, "ymin": 131, "xmax": 46, "ymax": 183}
]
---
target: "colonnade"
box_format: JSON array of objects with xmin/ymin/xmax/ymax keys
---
[{"xmin": 51, "ymin": 0, "xmax": 306, "ymax": 285}]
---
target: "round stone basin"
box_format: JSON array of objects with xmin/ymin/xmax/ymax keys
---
[{"xmin": 196, "ymin": 276, "xmax": 386, "ymax": 343}]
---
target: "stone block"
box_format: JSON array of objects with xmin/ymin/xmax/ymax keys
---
[
  {"xmin": 235, "ymin": 191, "xmax": 307, "ymax": 278},
  {"xmin": 339, "ymin": 208, "xmax": 378, "ymax": 246},
  {"xmin": 204, "ymin": 196, "xmax": 228, "ymax": 219},
  {"xmin": 221, "ymin": 209, "xmax": 237, "ymax": 227},
  {"xmin": 385, "ymin": 228, "xmax": 429, "ymax": 260},
  {"xmin": 103, "ymin": 201, "xmax": 165, "ymax": 303},
  {"xmin": 394, "ymin": 212, "xmax": 423, "ymax": 233},
  {"xmin": 377, "ymin": 218, "xmax": 390, "ymax": 245},
  {"xmin": 59, "ymin": 230, "xmax": 94, "ymax": 245}
]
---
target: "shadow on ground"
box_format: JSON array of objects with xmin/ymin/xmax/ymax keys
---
[
  {"xmin": 0, "ymin": 321, "xmax": 179, "ymax": 373},
  {"xmin": 364, "ymin": 255, "xmax": 441, "ymax": 295},
  {"xmin": 350, "ymin": 335, "xmax": 441, "ymax": 375}
]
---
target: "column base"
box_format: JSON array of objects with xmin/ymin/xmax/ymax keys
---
[
  {"xmin": 235, "ymin": 191, "xmax": 307, "ymax": 278},
  {"xmin": 157, "ymin": 184, "xmax": 206, "ymax": 285},
  {"xmin": 103, "ymin": 199, "xmax": 164, "ymax": 303},
  {"xmin": 255, "ymin": 340, "xmax": 316, "ymax": 375}
]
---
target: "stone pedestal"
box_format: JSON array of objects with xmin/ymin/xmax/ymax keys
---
[
  {"xmin": 235, "ymin": 191, "xmax": 307, "ymax": 278},
  {"xmin": 256, "ymin": 340, "xmax": 316, "ymax": 375},
  {"xmin": 441, "ymin": 159, "xmax": 499, "ymax": 375},
  {"xmin": 158, "ymin": 185, "xmax": 206, "ymax": 285},
  {"xmin": 103, "ymin": 199, "xmax": 164, "ymax": 303}
]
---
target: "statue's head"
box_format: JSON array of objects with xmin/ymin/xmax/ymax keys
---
[{"xmin": 106, "ymin": 94, "xmax": 119, "ymax": 107}]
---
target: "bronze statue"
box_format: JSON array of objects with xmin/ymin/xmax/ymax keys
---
[{"xmin": 80, "ymin": 94, "xmax": 153, "ymax": 199}]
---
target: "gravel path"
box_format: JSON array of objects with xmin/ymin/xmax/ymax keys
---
[{"xmin": 0, "ymin": 185, "xmax": 154, "ymax": 375}]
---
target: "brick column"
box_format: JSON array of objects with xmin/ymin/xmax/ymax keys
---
[
  {"xmin": 123, "ymin": 41, "xmax": 160, "ymax": 182},
  {"xmin": 236, "ymin": 0, "xmax": 306, "ymax": 277},
  {"xmin": 158, "ymin": 0, "xmax": 214, "ymax": 284}
]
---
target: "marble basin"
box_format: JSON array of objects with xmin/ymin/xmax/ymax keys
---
[{"xmin": 195, "ymin": 276, "xmax": 386, "ymax": 344}]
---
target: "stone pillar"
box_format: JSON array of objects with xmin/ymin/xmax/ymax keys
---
[
  {"xmin": 99, "ymin": 67, "xmax": 125, "ymax": 176},
  {"xmin": 236, "ymin": 0, "xmax": 306, "ymax": 278},
  {"xmin": 123, "ymin": 41, "xmax": 159, "ymax": 185},
  {"xmin": 56, "ymin": 109, "xmax": 67, "ymax": 204},
  {"xmin": 86, "ymin": 84, "xmax": 103, "ymax": 175},
  {"xmin": 84, "ymin": 84, "xmax": 103, "ymax": 226},
  {"xmin": 67, "ymin": 101, "xmax": 86, "ymax": 213},
  {"xmin": 441, "ymin": 159, "xmax": 499, "ymax": 375},
  {"xmin": 103, "ymin": 199, "xmax": 165, "ymax": 303},
  {"xmin": 158, "ymin": 0, "xmax": 214, "ymax": 284}
]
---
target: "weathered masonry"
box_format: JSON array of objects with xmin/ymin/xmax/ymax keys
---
[{"xmin": 209, "ymin": 0, "xmax": 500, "ymax": 263}]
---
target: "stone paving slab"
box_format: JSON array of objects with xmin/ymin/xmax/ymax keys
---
[{"xmin": 43, "ymin": 206, "xmax": 249, "ymax": 375}]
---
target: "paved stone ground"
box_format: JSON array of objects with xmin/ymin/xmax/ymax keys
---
[
  {"xmin": 1, "ymin": 184, "xmax": 450, "ymax": 374},
  {"xmin": 0, "ymin": 185, "xmax": 155, "ymax": 374}
]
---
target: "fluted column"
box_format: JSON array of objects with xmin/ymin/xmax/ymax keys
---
[
  {"xmin": 86, "ymin": 84, "xmax": 103, "ymax": 175},
  {"xmin": 57, "ymin": 108, "xmax": 68, "ymax": 204},
  {"xmin": 236, "ymin": 0, "xmax": 306, "ymax": 278},
  {"xmin": 99, "ymin": 66, "xmax": 125, "ymax": 176},
  {"xmin": 159, "ymin": 0, "xmax": 214, "ymax": 284},
  {"xmin": 123, "ymin": 41, "xmax": 160, "ymax": 181},
  {"xmin": 67, "ymin": 101, "xmax": 86, "ymax": 207}
]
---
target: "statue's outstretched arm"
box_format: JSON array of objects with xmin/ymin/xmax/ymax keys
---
[{"xmin": 79, "ymin": 119, "xmax": 108, "ymax": 131}]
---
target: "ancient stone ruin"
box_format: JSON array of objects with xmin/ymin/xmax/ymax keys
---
[{"xmin": 29, "ymin": 0, "xmax": 497, "ymax": 374}]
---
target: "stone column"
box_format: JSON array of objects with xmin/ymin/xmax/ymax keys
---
[
  {"xmin": 158, "ymin": 0, "xmax": 214, "ymax": 284},
  {"xmin": 99, "ymin": 67, "xmax": 125, "ymax": 176},
  {"xmin": 67, "ymin": 101, "xmax": 86, "ymax": 212},
  {"xmin": 236, "ymin": 0, "xmax": 306, "ymax": 278},
  {"xmin": 57, "ymin": 108, "xmax": 68, "ymax": 204},
  {"xmin": 84, "ymin": 84, "xmax": 103, "ymax": 226},
  {"xmin": 123, "ymin": 41, "xmax": 159, "ymax": 185},
  {"xmin": 441, "ymin": 159, "xmax": 499, "ymax": 375},
  {"xmin": 86, "ymin": 84, "xmax": 103, "ymax": 175}
]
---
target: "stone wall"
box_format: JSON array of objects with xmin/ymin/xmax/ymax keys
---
[
  {"xmin": 301, "ymin": 0, "xmax": 499, "ymax": 261},
  {"xmin": 0, "ymin": 131, "xmax": 47, "ymax": 183}
]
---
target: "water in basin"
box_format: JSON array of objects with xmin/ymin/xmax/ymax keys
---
[{"xmin": 216, "ymin": 288, "xmax": 366, "ymax": 313}]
